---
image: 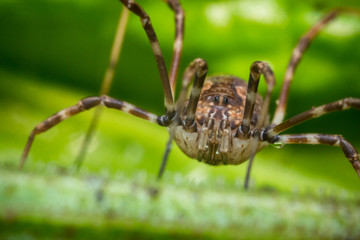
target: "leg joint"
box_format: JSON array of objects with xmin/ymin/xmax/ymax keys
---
[
  {"xmin": 79, "ymin": 97, "xmax": 101, "ymax": 110},
  {"xmin": 260, "ymin": 126, "xmax": 279, "ymax": 143},
  {"xmin": 340, "ymin": 137, "xmax": 359, "ymax": 159},
  {"xmin": 157, "ymin": 115, "xmax": 171, "ymax": 126}
]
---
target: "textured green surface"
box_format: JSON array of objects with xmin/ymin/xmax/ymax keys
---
[
  {"xmin": 1, "ymin": 164, "xmax": 360, "ymax": 239},
  {"xmin": 1, "ymin": 0, "xmax": 360, "ymax": 239}
]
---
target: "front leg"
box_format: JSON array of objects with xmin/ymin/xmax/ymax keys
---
[
  {"xmin": 238, "ymin": 61, "xmax": 275, "ymax": 138},
  {"xmin": 119, "ymin": 0, "xmax": 175, "ymax": 113}
]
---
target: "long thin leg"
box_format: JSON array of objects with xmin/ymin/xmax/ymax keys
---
[
  {"xmin": 160, "ymin": 58, "xmax": 207, "ymax": 175},
  {"xmin": 100, "ymin": 8, "xmax": 130, "ymax": 96},
  {"xmin": 183, "ymin": 58, "xmax": 208, "ymax": 132},
  {"xmin": 20, "ymin": 96, "xmax": 167, "ymax": 168},
  {"xmin": 273, "ymin": 8, "xmax": 360, "ymax": 124},
  {"xmin": 119, "ymin": 0, "xmax": 175, "ymax": 114},
  {"xmin": 238, "ymin": 61, "xmax": 275, "ymax": 138},
  {"xmin": 256, "ymin": 98, "xmax": 360, "ymax": 180},
  {"xmin": 75, "ymin": 8, "xmax": 130, "ymax": 170},
  {"xmin": 256, "ymin": 64, "xmax": 275, "ymax": 129},
  {"xmin": 278, "ymin": 134, "xmax": 360, "ymax": 177},
  {"xmin": 264, "ymin": 98, "xmax": 360, "ymax": 139},
  {"xmin": 176, "ymin": 59, "xmax": 202, "ymax": 113},
  {"xmin": 157, "ymin": 59, "xmax": 202, "ymax": 180},
  {"xmin": 243, "ymin": 150, "xmax": 255, "ymax": 190},
  {"xmin": 157, "ymin": 136, "xmax": 172, "ymax": 180},
  {"xmin": 237, "ymin": 61, "xmax": 275, "ymax": 189},
  {"xmin": 272, "ymin": 10, "xmax": 339, "ymax": 124},
  {"xmin": 157, "ymin": 0, "xmax": 184, "ymax": 180},
  {"xmin": 166, "ymin": 0, "xmax": 184, "ymax": 94}
]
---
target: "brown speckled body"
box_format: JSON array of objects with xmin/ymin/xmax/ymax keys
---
[{"xmin": 173, "ymin": 75, "xmax": 269, "ymax": 165}]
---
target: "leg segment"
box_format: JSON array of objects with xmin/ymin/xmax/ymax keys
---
[
  {"xmin": 156, "ymin": 0, "xmax": 184, "ymax": 180},
  {"xmin": 238, "ymin": 61, "xmax": 275, "ymax": 137},
  {"xmin": 158, "ymin": 57, "xmax": 200, "ymax": 180},
  {"xmin": 256, "ymin": 64, "xmax": 275, "ymax": 129},
  {"xmin": 176, "ymin": 59, "xmax": 203, "ymax": 114},
  {"xmin": 266, "ymin": 98, "xmax": 360, "ymax": 137},
  {"xmin": 100, "ymin": 7, "xmax": 130, "ymax": 96},
  {"xmin": 256, "ymin": 98, "xmax": 360, "ymax": 180},
  {"xmin": 119, "ymin": 0, "xmax": 175, "ymax": 113},
  {"xmin": 279, "ymin": 134, "xmax": 360, "ymax": 177},
  {"xmin": 183, "ymin": 58, "xmax": 208, "ymax": 132},
  {"xmin": 165, "ymin": 0, "xmax": 184, "ymax": 94},
  {"xmin": 237, "ymin": 61, "xmax": 275, "ymax": 190},
  {"xmin": 272, "ymin": 11, "xmax": 339, "ymax": 124},
  {"xmin": 20, "ymin": 96, "xmax": 166, "ymax": 168},
  {"xmin": 157, "ymin": 136, "xmax": 172, "ymax": 180}
]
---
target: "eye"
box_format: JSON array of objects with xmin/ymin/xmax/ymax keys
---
[
  {"xmin": 223, "ymin": 97, "xmax": 229, "ymax": 104},
  {"xmin": 214, "ymin": 96, "xmax": 220, "ymax": 103}
]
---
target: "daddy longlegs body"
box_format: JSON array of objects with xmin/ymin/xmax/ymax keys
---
[{"xmin": 20, "ymin": 0, "xmax": 360, "ymax": 189}]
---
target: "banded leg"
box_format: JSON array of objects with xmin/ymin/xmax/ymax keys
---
[
  {"xmin": 265, "ymin": 98, "xmax": 360, "ymax": 139},
  {"xmin": 157, "ymin": 59, "xmax": 202, "ymax": 180},
  {"xmin": 166, "ymin": 0, "xmax": 184, "ymax": 94},
  {"xmin": 159, "ymin": 59, "xmax": 207, "ymax": 179},
  {"xmin": 278, "ymin": 134, "xmax": 360, "ymax": 177},
  {"xmin": 176, "ymin": 59, "xmax": 203, "ymax": 114},
  {"xmin": 157, "ymin": 0, "xmax": 184, "ymax": 180},
  {"xmin": 272, "ymin": 10, "xmax": 339, "ymax": 124},
  {"xmin": 183, "ymin": 58, "xmax": 208, "ymax": 132},
  {"xmin": 256, "ymin": 64, "xmax": 275, "ymax": 129},
  {"xmin": 119, "ymin": 0, "xmax": 175, "ymax": 114},
  {"xmin": 273, "ymin": 8, "xmax": 360, "ymax": 124},
  {"xmin": 238, "ymin": 61, "xmax": 275, "ymax": 137},
  {"xmin": 20, "ymin": 96, "xmax": 167, "ymax": 168},
  {"xmin": 240, "ymin": 61, "xmax": 275, "ymax": 190}
]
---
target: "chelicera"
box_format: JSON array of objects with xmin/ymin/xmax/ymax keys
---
[{"xmin": 20, "ymin": 0, "xmax": 360, "ymax": 189}]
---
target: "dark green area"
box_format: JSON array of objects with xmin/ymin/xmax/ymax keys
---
[{"xmin": 0, "ymin": 0, "xmax": 360, "ymax": 239}]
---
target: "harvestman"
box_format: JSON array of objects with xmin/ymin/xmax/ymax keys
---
[{"xmin": 20, "ymin": 0, "xmax": 360, "ymax": 189}]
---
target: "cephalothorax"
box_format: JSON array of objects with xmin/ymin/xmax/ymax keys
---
[{"xmin": 21, "ymin": 0, "xmax": 360, "ymax": 189}]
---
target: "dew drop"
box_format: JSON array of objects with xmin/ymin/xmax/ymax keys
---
[{"xmin": 271, "ymin": 141, "xmax": 285, "ymax": 149}]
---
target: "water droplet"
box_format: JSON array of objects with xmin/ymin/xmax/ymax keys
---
[{"xmin": 271, "ymin": 141, "xmax": 285, "ymax": 149}]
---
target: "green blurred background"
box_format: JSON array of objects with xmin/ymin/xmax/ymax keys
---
[{"xmin": 1, "ymin": 0, "xmax": 360, "ymax": 238}]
